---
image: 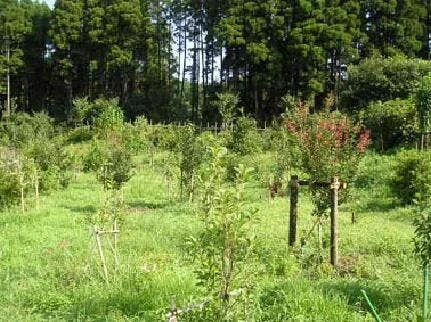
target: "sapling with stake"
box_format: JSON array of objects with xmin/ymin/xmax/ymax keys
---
[
  {"xmin": 88, "ymin": 141, "xmax": 133, "ymax": 284},
  {"xmin": 186, "ymin": 147, "xmax": 258, "ymax": 320},
  {"xmin": 414, "ymin": 201, "xmax": 431, "ymax": 321}
]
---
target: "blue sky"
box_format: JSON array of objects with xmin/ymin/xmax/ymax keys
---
[
  {"xmin": 43, "ymin": 0, "xmax": 55, "ymax": 8},
  {"xmin": 40, "ymin": 0, "xmax": 220, "ymax": 82}
]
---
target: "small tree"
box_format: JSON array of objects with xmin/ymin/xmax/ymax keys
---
[
  {"xmin": 416, "ymin": 75, "xmax": 431, "ymax": 149},
  {"xmin": 284, "ymin": 100, "xmax": 371, "ymax": 215},
  {"xmin": 93, "ymin": 98, "xmax": 124, "ymax": 139},
  {"xmin": 186, "ymin": 147, "xmax": 257, "ymax": 320},
  {"xmin": 413, "ymin": 190, "xmax": 431, "ymax": 321},
  {"xmin": 214, "ymin": 91, "xmax": 239, "ymax": 124},
  {"xmin": 71, "ymin": 97, "xmax": 92, "ymax": 125}
]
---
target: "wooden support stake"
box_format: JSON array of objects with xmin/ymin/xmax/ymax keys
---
[
  {"xmin": 168, "ymin": 295, "xmax": 178, "ymax": 322},
  {"xmin": 34, "ymin": 170, "xmax": 39, "ymax": 209},
  {"xmin": 330, "ymin": 176, "xmax": 340, "ymax": 266},
  {"xmin": 113, "ymin": 219, "xmax": 119, "ymax": 267},
  {"xmin": 94, "ymin": 225, "xmax": 109, "ymax": 284},
  {"xmin": 19, "ymin": 172, "xmax": 25, "ymax": 214},
  {"xmin": 289, "ymin": 175, "xmax": 299, "ymax": 247}
]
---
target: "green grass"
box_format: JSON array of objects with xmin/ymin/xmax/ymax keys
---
[{"xmin": 0, "ymin": 151, "xmax": 423, "ymax": 321}]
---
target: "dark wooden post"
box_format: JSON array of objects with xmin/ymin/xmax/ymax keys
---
[
  {"xmin": 330, "ymin": 176, "xmax": 340, "ymax": 266},
  {"xmin": 289, "ymin": 175, "xmax": 299, "ymax": 247}
]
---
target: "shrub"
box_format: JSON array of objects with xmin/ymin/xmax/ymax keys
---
[
  {"xmin": 0, "ymin": 112, "xmax": 56, "ymax": 148},
  {"xmin": 284, "ymin": 101, "xmax": 371, "ymax": 215},
  {"xmin": 93, "ymin": 99, "xmax": 124, "ymax": 139},
  {"xmin": 83, "ymin": 137, "xmax": 133, "ymax": 190},
  {"xmin": 0, "ymin": 148, "xmax": 22, "ymax": 209},
  {"xmin": 359, "ymin": 98, "xmax": 419, "ymax": 150},
  {"xmin": 416, "ymin": 74, "xmax": 431, "ymax": 148},
  {"xmin": 414, "ymin": 206, "xmax": 431, "ymax": 267},
  {"xmin": 122, "ymin": 116, "xmax": 150, "ymax": 153},
  {"xmin": 390, "ymin": 149, "xmax": 431, "ymax": 205},
  {"xmin": 64, "ymin": 126, "xmax": 93, "ymax": 144},
  {"xmin": 0, "ymin": 148, "xmax": 41, "ymax": 210},
  {"xmin": 71, "ymin": 97, "xmax": 92, "ymax": 125},
  {"xmin": 149, "ymin": 124, "xmax": 182, "ymax": 151},
  {"xmin": 177, "ymin": 124, "xmax": 213, "ymax": 199},
  {"xmin": 25, "ymin": 139, "xmax": 72, "ymax": 191},
  {"xmin": 229, "ymin": 116, "xmax": 263, "ymax": 155},
  {"xmin": 342, "ymin": 57, "xmax": 431, "ymax": 109},
  {"xmin": 83, "ymin": 139, "xmax": 109, "ymax": 172},
  {"xmin": 354, "ymin": 152, "xmax": 396, "ymax": 191},
  {"xmin": 97, "ymin": 146, "xmax": 133, "ymax": 191},
  {"xmin": 214, "ymin": 91, "xmax": 239, "ymax": 123},
  {"xmin": 186, "ymin": 147, "xmax": 257, "ymax": 320}
]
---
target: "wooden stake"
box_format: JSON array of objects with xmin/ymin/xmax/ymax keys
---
[
  {"xmin": 19, "ymin": 172, "xmax": 25, "ymax": 214},
  {"xmin": 167, "ymin": 176, "xmax": 172, "ymax": 201},
  {"xmin": 113, "ymin": 219, "xmax": 119, "ymax": 267},
  {"xmin": 168, "ymin": 296, "xmax": 178, "ymax": 322},
  {"xmin": 289, "ymin": 175, "xmax": 299, "ymax": 247},
  {"xmin": 94, "ymin": 225, "xmax": 109, "ymax": 284},
  {"xmin": 330, "ymin": 176, "xmax": 340, "ymax": 266},
  {"xmin": 34, "ymin": 169, "xmax": 39, "ymax": 209}
]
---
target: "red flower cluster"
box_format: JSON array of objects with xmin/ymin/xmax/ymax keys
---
[
  {"xmin": 357, "ymin": 129, "xmax": 372, "ymax": 152},
  {"xmin": 283, "ymin": 101, "xmax": 371, "ymax": 181}
]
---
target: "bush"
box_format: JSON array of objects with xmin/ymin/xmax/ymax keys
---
[
  {"xmin": 83, "ymin": 137, "xmax": 133, "ymax": 190},
  {"xmin": 149, "ymin": 124, "xmax": 182, "ymax": 151},
  {"xmin": 0, "ymin": 112, "xmax": 56, "ymax": 148},
  {"xmin": 342, "ymin": 57, "xmax": 431, "ymax": 109},
  {"xmin": 390, "ymin": 149, "xmax": 431, "ymax": 205},
  {"xmin": 64, "ymin": 126, "xmax": 93, "ymax": 144},
  {"xmin": 25, "ymin": 139, "xmax": 72, "ymax": 191},
  {"xmin": 97, "ymin": 146, "xmax": 133, "ymax": 190},
  {"xmin": 354, "ymin": 152, "xmax": 396, "ymax": 191},
  {"xmin": 121, "ymin": 116, "xmax": 151, "ymax": 153},
  {"xmin": 416, "ymin": 74, "xmax": 431, "ymax": 142},
  {"xmin": 359, "ymin": 98, "xmax": 419, "ymax": 150},
  {"xmin": 0, "ymin": 148, "xmax": 22, "ymax": 209},
  {"xmin": 93, "ymin": 99, "xmax": 124, "ymax": 138},
  {"xmin": 83, "ymin": 139, "xmax": 110, "ymax": 172},
  {"xmin": 284, "ymin": 101, "xmax": 371, "ymax": 215},
  {"xmin": 0, "ymin": 148, "xmax": 41, "ymax": 210},
  {"xmin": 229, "ymin": 116, "xmax": 263, "ymax": 155}
]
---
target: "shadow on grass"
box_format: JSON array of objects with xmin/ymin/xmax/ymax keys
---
[
  {"xmin": 65, "ymin": 205, "xmax": 98, "ymax": 215},
  {"xmin": 358, "ymin": 197, "xmax": 397, "ymax": 213},
  {"xmin": 127, "ymin": 200, "xmax": 170, "ymax": 211},
  {"xmin": 320, "ymin": 279, "xmax": 417, "ymax": 317}
]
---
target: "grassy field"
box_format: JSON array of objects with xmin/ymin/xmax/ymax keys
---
[{"xmin": 0, "ymin": 151, "xmax": 423, "ymax": 321}]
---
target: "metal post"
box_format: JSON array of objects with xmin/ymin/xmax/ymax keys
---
[
  {"xmin": 424, "ymin": 263, "xmax": 429, "ymax": 321},
  {"xmin": 289, "ymin": 175, "xmax": 299, "ymax": 247}
]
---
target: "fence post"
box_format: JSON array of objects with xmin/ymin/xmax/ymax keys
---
[
  {"xmin": 330, "ymin": 176, "xmax": 340, "ymax": 266},
  {"xmin": 289, "ymin": 175, "xmax": 299, "ymax": 247}
]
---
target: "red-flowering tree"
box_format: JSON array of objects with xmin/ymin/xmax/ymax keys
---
[{"xmin": 284, "ymin": 101, "xmax": 371, "ymax": 215}]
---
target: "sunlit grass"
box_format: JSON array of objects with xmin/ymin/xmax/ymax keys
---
[{"xmin": 0, "ymin": 151, "xmax": 423, "ymax": 321}]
